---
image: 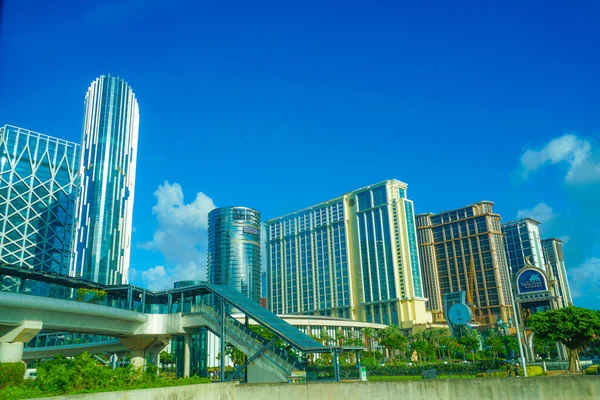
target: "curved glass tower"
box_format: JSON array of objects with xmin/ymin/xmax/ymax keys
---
[
  {"xmin": 71, "ymin": 75, "xmax": 139, "ymax": 285},
  {"xmin": 207, "ymin": 206, "xmax": 261, "ymax": 303}
]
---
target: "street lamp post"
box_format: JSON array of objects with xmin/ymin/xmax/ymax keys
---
[{"xmin": 506, "ymin": 286, "xmax": 528, "ymax": 377}]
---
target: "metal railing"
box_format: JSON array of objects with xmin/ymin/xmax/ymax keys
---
[{"xmin": 191, "ymin": 304, "xmax": 298, "ymax": 376}]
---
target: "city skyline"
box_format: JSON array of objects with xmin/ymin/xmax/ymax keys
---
[{"xmin": 0, "ymin": 1, "xmax": 598, "ymax": 309}]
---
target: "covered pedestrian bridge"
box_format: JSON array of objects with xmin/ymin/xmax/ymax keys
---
[{"xmin": 0, "ymin": 264, "xmax": 361, "ymax": 382}]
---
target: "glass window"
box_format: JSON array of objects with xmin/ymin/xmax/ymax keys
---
[
  {"xmin": 372, "ymin": 185, "xmax": 387, "ymax": 206},
  {"xmin": 357, "ymin": 191, "xmax": 371, "ymax": 211}
]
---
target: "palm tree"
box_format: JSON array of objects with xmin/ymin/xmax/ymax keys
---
[{"xmin": 363, "ymin": 327, "xmax": 376, "ymax": 352}]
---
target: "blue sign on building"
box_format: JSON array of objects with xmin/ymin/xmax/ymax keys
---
[{"xmin": 517, "ymin": 269, "xmax": 547, "ymax": 294}]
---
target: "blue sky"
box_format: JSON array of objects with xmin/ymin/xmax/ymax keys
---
[{"xmin": 0, "ymin": 0, "xmax": 598, "ymax": 309}]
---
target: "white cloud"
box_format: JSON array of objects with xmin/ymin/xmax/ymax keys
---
[
  {"xmin": 139, "ymin": 181, "xmax": 216, "ymax": 290},
  {"xmin": 568, "ymin": 258, "xmax": 600, "ymax": 300},
  {"xmin": 559, "ymin": 235, "xmax": 571, "ymax": 244},
  {"xmin": 516, "ymin": 202, "xmax": 555, "ymax": 224},
  {"xmin": 141, "ymin": 266, "xmax": 168, "ymax": 291},
  {"xmin": 520, "ymin": 134, "xmax": 600, "ymax": 184}
]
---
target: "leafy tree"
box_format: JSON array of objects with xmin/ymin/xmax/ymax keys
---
[
  {"xmin": 483, "ymin": 330, "xmax": 504, "ymax": 360},
  {"xmin": 362, "ymin": 327, "xmax": 376, "ymax": 351},
  {"xmin": 458, "ymin": 330, "xmax": 480, "ymax": 362},
  {"xmin": 533, "ymin": 335, "xmax": 557, "ymax": 359},
  {"xmin": 379, "ymin": 325, "xmax": 408, "ymax": 361},
  {"xmin": 439, "ymin": 334, "xmax": 459, "ymax": 360},
  {"xmin": 225, "ymin": 345, "xmax": 246, "ymax": 366},
  {"xmin": 528, "ymin": 306, "xmax": 600, "ymax": 373},
  {"xmin": 583, "ymin": 337, "xmax": 600, "ymax": 358},
  {"xmin": 318, "ymin": 329, "xmax": 334, "ymax": 346},
  {"xmin": 314, "ymin": 352, "xmax": 332, "ymax": 367},
  {"xmin": 159, "ymin": 351, "xmax": 173, "ymax": 367},
  {"xmin": 249, "ymin": 325, "xmax": 300, "ymax": 362},
  {"xmin": 409, "ymin": 340, "xmax": 430, "ymax": 362},
  {"xmin": 425, "ymin": 329, "xmax": 451, "ymax": 360}
]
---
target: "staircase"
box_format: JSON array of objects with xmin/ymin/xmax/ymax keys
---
[{"xmin": 188, "ymin": 304, "xmax": 302, "ymax": 383}]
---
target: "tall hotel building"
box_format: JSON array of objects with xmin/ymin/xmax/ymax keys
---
[
  {"xmin": 541, "ymin": 238, "xmax": 573, "ymax": 308},
  {"xmin": 265, "ymin": 180, "xmax": 431, "ymax": 328},
  {"xmin": 0, "ymin": 125, "xmax": 80, "ymax": 290},
  {"xmin": 71, "ymin": 76, "xmax": 139, "ymax": 285},
  {"xmin": 416, "ymin": 202, "xmax": 512, "ymax": 325},
  {"xmin": 501, "ymin": 218, "xmax": 546, "ymax": 276}
]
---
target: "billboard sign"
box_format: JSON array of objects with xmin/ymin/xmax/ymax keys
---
[{"xmin": 517, "ymin": 269, "xmax": 547, "ymax": 294}]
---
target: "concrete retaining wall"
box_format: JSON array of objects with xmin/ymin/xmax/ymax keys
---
[{"xmin": 35, "ymin": 376, "xmax": 599, "ymax": 400}]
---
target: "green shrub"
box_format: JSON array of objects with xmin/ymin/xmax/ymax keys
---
[
  {"xmin": 0, "ymin": 352, "xmax": 211, "ymax": 399},
  {"xmin": 476, "ymin": 371, "xmax": 505, "ymax": 378},
  {"xmin": 584, "ymin": 365, "xmax": 599, "ymax": 375},
  {"xmin": 526, "ymin": 366, "xmax": 544, "ymax": 377},
  {"xmin": 0, "ymin": 362, "xmax": 26, "ymax": 388},
  {"xmin": 363, "ymin": 359, "xmax": 505, "ymax": 377},
  {"xmin": 0, "ymin": 381, "xmax": 51, "ymax": 400}
]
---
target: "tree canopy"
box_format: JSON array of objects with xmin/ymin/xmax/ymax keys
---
[
  {"xmin": 379, "ymin": 325, "xmax": 408, "ymax": 360},
  {"xmin": 528, "ymin": 306, "xmax": 600, "ymax": 373}
]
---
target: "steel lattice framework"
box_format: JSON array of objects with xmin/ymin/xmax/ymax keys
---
[{"xmin": 0, "ymin": 125, "xmax": 80, "ymax": 291}]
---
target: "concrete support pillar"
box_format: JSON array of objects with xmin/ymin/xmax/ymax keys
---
[
  {"xmin": 147, "ymin": 348, "xmax": 161, "ymax": 375},
  {"xmin": 0, "ymin": 342, "xmax": 25, "ymax": 363},
  {"xmin": 0, "ymin": 320, "xmax": 42, "ymax": 364},
  {"xmin": 130, "ymin": 349, "xmax": 145, "ymax": 369},
  {"xmin": 119, "ymin": 337, "xmax": 170, "ymax": 371},
  {"xmin": 183, "ymin": 334, "xmax": 191, "ymax": 378}
]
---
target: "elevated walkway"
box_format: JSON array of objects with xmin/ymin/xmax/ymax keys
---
[
  {"xmin": 0, "ymin": 265, "xmax": 338, "ymax": 383},
  {"xmin": 23, "ymin": 339, "xmax": 126, "ymax": 361}
]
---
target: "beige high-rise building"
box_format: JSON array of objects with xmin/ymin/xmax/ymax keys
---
[
  {"xmin": 416, "ymin": 201, "xmax": 513, "ymax": 326},
  {"xmin": 266, "ymin": 180, "xmax": 432, "ymax": 329}
]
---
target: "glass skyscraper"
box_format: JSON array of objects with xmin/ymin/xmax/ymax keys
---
[
  {"xmin": 501, "ymin": 218, "xmax": 546, "ymax": 276},
  {"xmin": 0, "ymin": 125, "xmax": 80, "ymax": 291},
  {"xmin": 416, "ymin": 201, "xmax": 513, "ymax": 326},
  {"xmin": 266, "ymin": 180, "xmax": 431, "ymax": 328},
  {"xmin": 541, "ymin": 238, "xmax": 573, "ymax": 309},
  {"xmin": 71, "ymin": 75, "xmax": 139, "ymax": 285},
  {"xmin": 207, "ymin": 206, "xmax": 261, "ymax": 303}
]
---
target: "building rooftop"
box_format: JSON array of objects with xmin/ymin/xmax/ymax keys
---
[
  {"xmin": 265, "ymin": 179, "xmax": 408, "ymax": 223},
  {"xmin": 416, "ymin": 200, "xmax": 495, "ymax": 218},
  {"xmin": 501, "ymin": 218, "xmax": 542, "ymax": 227}
]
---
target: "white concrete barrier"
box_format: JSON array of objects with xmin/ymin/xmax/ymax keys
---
[{"xmin": 34, "ymin": 375, "xmax": 600, "ymax": 400}]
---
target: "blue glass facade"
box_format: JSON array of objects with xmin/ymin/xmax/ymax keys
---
[
  {"xmin": 502, "ymin": 219, "xmax": 546, "ymax": 276},
  {"xmin": 207, "ymin": 207, "xmax": 261, "ymax": 303},
  {"xmin": 267, "ymin": 201, "xmax": 350, "ymax": 317},
  {"xmin": 404, "ymin": 201, "xmax": 423, "ymax": 297},
  {"xmin": 72, "ymin": 76, "xmax": 139, "ymax": 285},
  {"xmin": 0, "ymin": 125, "xmax": 80, "ymax": 290}
]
